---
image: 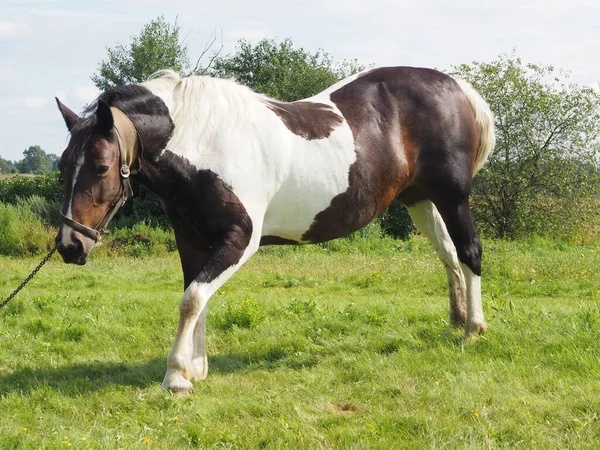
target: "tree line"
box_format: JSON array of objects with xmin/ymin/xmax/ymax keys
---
[
  {"xmin": 1, "ymin": 15, "xmax": 599, "ymax": 242},
  {"xmin": 0, "ymin": 146, "xmax": 59, "ymax": 175}
]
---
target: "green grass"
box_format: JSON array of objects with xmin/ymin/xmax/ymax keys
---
[{"xmin": 1, "ymin": 237, "xmax": 599, "ymax": 449}]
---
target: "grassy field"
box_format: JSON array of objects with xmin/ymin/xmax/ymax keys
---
[{"xmin": 1, "ymin": 237, "xmax": 599, "ymax": 449}]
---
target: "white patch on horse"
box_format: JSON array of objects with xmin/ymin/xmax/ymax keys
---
[
  {"xmin": 60, "ymin": 153, "xmax": 85, "ymax": 245},
  {"xmin": 461, "ymin": 263, "xmax": 487, "ymax": 337},
  {"xmin": 142, "ymin": 73, "xmax": 360, "ymax": 242}
]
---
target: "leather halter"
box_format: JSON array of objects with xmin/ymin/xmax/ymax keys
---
[{"xmin": 60, "ymin": 107, "xmax": 139, "ymax": 242}]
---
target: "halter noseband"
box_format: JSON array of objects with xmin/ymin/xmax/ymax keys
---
[{"xmin": 60, "ymin": 107, "xmax": 138, "ymax": 242}]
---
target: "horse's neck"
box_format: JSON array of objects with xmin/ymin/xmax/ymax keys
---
[
  {"xmin": 134, "ymin": 75, "xmax": 277, "ymax": 203},
  {"xmin": 136, "ymin": 149, "xmax": 192, "ymax": 204}
]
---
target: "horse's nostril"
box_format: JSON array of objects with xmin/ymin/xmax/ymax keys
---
[
  {"xmin": 57, "ymin": 236, "xmax": 84, "ymax": 263},
  {"xmin": 73, "ymin": 238, "xmax": 83, "ymax": 256}
]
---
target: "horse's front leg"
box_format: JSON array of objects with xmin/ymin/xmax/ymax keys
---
[{"xmin": 162, "ymin": 231, "xmax": 258, "ymax": 393}]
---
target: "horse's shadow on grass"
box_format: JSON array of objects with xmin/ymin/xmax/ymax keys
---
[
  {"xmin": 0, "ymin": 353, "xmax": 259, "ymax": 396},
  {"xmin": 0, "ymin": 327, "xmax": 467, "ymax": 396}
]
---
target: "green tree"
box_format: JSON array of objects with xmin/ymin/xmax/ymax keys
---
[
  {"xmin": 451, "ymin": 54, "xmax": 600, "ymax": 240},
  {"xmin": 0, "ymin": 157, "xmax": 13, "ymax": 174},
  {"xmin": 210, "ymin": 38, "xmax": 364, "ymax": 101},
  {"xmin": 47, "ymin": 153, "xmax": 59, "ymax": 172},
  {"xmin": 91, "ymin": 15, "xmax": 190, "ymax": 90},
  {"xmin": 16, "ymin": 145, "xmax": 53, "ymax": 175}
]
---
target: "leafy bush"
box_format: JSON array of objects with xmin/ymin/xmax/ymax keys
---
[
  {"xmin": 379, "ymin": 200, "xmax": 415, "ymax": 240},
  {"xmin": 105, "ymin": 222, "xmax": 176, "ymax": 257},
  {"xmin": 451, "ymin": 54, "xmax": 600, "ymax": 240},
  {"xmin": 0, "ymin": 173, "xmax": 62, "ymax": 204},
  {"xmin": 112, "ymin": 182, "xmax": 170, "ymax": 229},
  {"xmin": 211, "ymin": 37, "xmax": 363, "ymax": 102},
  {"xmin": 472, "ymin": 196, "xmax": 600, "ymax": 244}
]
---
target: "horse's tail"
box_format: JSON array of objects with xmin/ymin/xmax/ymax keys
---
[{"xmin": 454, "ymin": 78, "xmax": 496, "ymax": 176}]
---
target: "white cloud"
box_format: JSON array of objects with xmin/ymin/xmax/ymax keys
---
[
  {"xmin": 6, "ymin": 7, "xmax": 129, "ymax": 20},
  {"xmin": 0, "ymin": 21, "xmax": 31, "ymax": 39}
]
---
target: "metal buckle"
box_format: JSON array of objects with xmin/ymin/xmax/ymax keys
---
[{"xmin": 120, "ymin": 165, "xmax": 130, "ymax": 178}]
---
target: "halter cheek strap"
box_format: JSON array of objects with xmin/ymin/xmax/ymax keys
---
[{"xmin": 60, "ymin": 107, "xmax": 139, "ymax": 242}]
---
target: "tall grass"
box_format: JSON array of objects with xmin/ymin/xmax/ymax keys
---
[{"xmin": 0, "ymin": 198, "xmax": 55, "ymax": 256}]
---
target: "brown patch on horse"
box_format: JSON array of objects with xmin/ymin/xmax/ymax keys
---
[
  {"xmin": 150, "ymin": 154, "xmax": 253, "ymax": 288},
  {"xmin": 396, "ymin": 128, "xmax": 425, "ymax": 206},
  {"xmin": 266, "ymin": 101, "xmax": 343, "ymax": 140},
  {"xmin": 301, "ymin": 72, "xmax": 411, "ymax": 242},
  {"xmin": 301, "ymin": 67, "xmax": 478, "ymax": 243}
]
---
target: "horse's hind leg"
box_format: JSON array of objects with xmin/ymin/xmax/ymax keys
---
[
  {"xmin": 432, "ymin": 198, "xmax": 487, "ymax": 338},
  {"xmin": 407, "ymin": 200, "xmax": 467, "ymax": 326}
]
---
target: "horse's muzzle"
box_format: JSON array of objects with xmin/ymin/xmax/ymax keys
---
[{"xmin": 55, "ymin": 234, "xmax": 88, "ymax": 265}]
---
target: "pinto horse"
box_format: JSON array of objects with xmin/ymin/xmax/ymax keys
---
[{"xmin": 55, "ymin": 66, "xmax": 495, "ymax": 393}]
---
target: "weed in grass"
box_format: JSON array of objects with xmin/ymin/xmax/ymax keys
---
[
  {"xmin": 214, "ymin": 296, "xmax": 266, "ymax": 330},
  {"xmin": 286, "ymin": 298, "xmax": 318, "ymax": 316}
]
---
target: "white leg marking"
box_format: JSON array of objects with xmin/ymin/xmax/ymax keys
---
[
  {"xmin": 162, "ymin": 233, "xmax": 261, "ymax": 392},
  {"xmin": 461, "ymin": 263, "xmax": 487, "ymax": 338},
  {"xmin": 161, "ymin": 281, "xmax": 207, "ymax": 393},
  {"xmin": 407, "ymin": 201, "xmax": 467, "ymax": 324}
]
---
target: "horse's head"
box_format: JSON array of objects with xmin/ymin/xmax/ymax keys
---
[{"xmin": 55, "ymin": 98, "xmax": 137, "ymax": 264}]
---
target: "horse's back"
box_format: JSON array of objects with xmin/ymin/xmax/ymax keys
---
[{"xmin": 261, "ymin": 67, "xmax": 479, "ymax": 244}]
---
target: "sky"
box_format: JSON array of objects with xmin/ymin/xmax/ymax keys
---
[{"xmin": 1, "ymin": 0, "xmax": 599, "ymax": 162}]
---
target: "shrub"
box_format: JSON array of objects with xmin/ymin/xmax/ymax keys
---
[
  {"xmin": 15, "ymin": 195, "xmax": 62, "ymax": 227},
  {"xmin": 0, "ymin": 173, "xmax": 62, "ymax": 204},
  {"xmin": 105, "ymin": 222, "xmax": 177, "ymax": 256},
  {"xmin": 379, "ymin": 200, "xmax": 415, "ymax": 240},
  {"xmin": 472, "ymin": 196, "xmax": 600, "ymax": 244},
  {"xmin": 214, "ymin": 296, "xmax": 266, "ymax": 330},
  {"xmin": 112, "ymin": 182, "xmax": 170, "ymax": 229},
  {"xmin": 451, "ymin": 54, "xmax": 600, "ymax": 240},
  {"xmin": 0, "ymin": 201, "xmax": 54, "ymax": 256}
]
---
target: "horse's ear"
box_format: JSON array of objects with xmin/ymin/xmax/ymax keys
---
[
  {"xmin": 95, "ymin": 99, "xmax": 114, "ymax": 135},
  {"xmin": 55, "ymin": 98, "xmax": 80, "ymax": 132}
]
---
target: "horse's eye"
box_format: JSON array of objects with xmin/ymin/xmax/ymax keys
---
[
  {"xmin": 58, "ymin": 174, "xmax": 64, "ymax": 185},
  {"xmin": 97, "ymin": 165, "xmax": 110, "ymax": 176}
]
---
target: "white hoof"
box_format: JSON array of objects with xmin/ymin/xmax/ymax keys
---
[
  {"xmin": 464, "ymin": 320, "xmax": 488, "ymax": 341},
  {"xmin": 162, "ymin": 369, "xmax": 194, "ymax": 395}
]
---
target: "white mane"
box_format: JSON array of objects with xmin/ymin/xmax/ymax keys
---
[{"xmin": 142, "ymin": 70, "xmax": 270, "ymax": 156}]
